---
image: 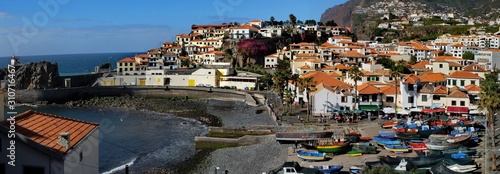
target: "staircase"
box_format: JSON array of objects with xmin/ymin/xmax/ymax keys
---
[{"xmin": 91, "ymin": 72, "xmax": 110, "ymax": 87}]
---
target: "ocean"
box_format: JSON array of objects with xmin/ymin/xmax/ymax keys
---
[
  {"xmin": 5, "ymin": 105, "xmax": 207, "ymax": 173},
  {"xmin": 0, "ymin": 52, "xmax": 143, "ymax": 76}
]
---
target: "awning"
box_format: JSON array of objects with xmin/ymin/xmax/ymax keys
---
[
  {"xmin": 447, "ymin": 106, "xmax": 469, "ymax": 114},
  {"xmin": 422, "ymin": 108, "xmax": 446, "ymax": 113},
  {"xmin": 469, "ymin": 110, "xmax": 480, "ymax": 114},
  {"xmin": 383, "ymin": 107, "xmax": 395, "ymax": 114},
  {"xmin": 398, "ymin": 109, "xmax": 410, "ymax": 115},
  {"xmin": 410, "ymin": 108, "xmax": 422, "ymax": 112},
  {"xmin": 434, "ymin": 108, "xmax": 445, "ymax": 112},
  {"xmin": 359, "ymin": 105, "xmax": 381, "ymax": 111}
]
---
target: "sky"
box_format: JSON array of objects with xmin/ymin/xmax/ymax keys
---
[{"xmin": 0, "ymin": 0, "xmax": 347, "ymax": 57}]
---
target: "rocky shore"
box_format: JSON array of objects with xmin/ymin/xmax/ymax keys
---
[{"xmin": 64, "ymin": 96, "xmax": 287, "ymax": 174}]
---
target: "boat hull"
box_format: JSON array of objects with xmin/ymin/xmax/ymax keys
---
[
  {"xmin": 316, "ymin": 144, "xmax": 349, "ymax": 153},
  {"xmin": 275, "ymin": 131, "xmax": 334, "ymax": 143}
]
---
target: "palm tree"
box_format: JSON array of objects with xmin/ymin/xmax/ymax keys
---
[
  {"xmin": 389, "ymin": 62, "xmax": 404, "ymax": 115},
  {"xmin": 348, "ymin": 66, "xmax": 364, "ymax": 122},
  {"xmin": 289, "ymin": 14, "xmax": 297, "ymax": 28},
  {"xmin": 478, "ymin": 70, "xmax": 500, "ymax": 171},
  {"xmin": 270, "ymin": 16, "xmax": 275, "ymax": 27},
  {"xmin": 298, "ymin": 77, "xmax": 316, "ymax": 122}
]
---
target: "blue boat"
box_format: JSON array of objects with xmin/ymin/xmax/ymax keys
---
[
  {"xmin": 451, "ymin": 152, "xmax": 468, "ymax": 159},
  {"xmin": 297, "ymin": 150, "xmax": 326, "ymax": 161},
  {"xmin": 374, "ymin": 139, "xmax": 401, "ymax": 146},
  {"xmin": 314, "ymin": 165, "xmax": 343, "ymax": 174},
  {"xmin": 373, "ymin": 136, "xmax": 396, "ymax": 142},
  {"xmin": 378, "ymin": 130, "xmax": 396, "ymax": 139}
]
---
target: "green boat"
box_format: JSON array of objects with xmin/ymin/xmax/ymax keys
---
[
  {"xmin": 347, "ymin": 150, "xmax": 362, "ymax": 156},
  {"xmin": 352, "ymin": 143, "xmax": 378, "ymax": 154},
  {"xmin": 316, "ymin": 143, "xmax": 350, "ymax": 153}
]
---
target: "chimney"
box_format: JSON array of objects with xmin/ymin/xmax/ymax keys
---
[{"xmin": 58, "ymin": 132, "xmax": 71, "ymax": 149}]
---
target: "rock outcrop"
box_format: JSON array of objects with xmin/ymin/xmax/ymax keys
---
[{"xmin": 14, "ymin": 61, "xmax": 60, "ymax": 90}]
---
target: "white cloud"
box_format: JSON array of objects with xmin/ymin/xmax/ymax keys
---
[{"xmin": 0, "ymin": 11, "xmax": 18, "ymax": 19}]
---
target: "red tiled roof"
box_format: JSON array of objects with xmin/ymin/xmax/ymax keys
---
[
  {"xmin": 379, "ymin": 85, "xmax": 400, "ymax": 95},
  {"xmin": 339, "ymin": 50, "xmax": 365, "ymax": 58},
  {"xmin": 300, "ymin": 71, "xmax": 350, "ymax": 87},
  {"xmin": 448, "ymin": 90, "xmax": 468, "ymax": 98},
  {"xmin": 448, "ymin": 61, "xmax": 463, "ymax": 67},
  {"xmin": 433, "ymin": 56, "xmax": 462, "ymax": 62},
  {"xmin": 463, "ymin": 63, "xmax": 487, "ymax": 72},
  {"xmin": 418, "ymin": 73, "xmax": 446, "ymax": 83},
  {"xmin": 433, "ymin": 86, "xmax": 447, "ymax": 95},
  {"xmin": 1, "ymin": 110, "xmax": 99, "ymax": 155},
  {"xmin": 465, "ymin": 84, "xmax": 481, "ymax": 92},
  {"xmin": 118, "ymin": 58, "xmax": 135, "ymax": 63},
  {"xmin": 332, "ymin": 63, "xmax": 350, "ymax": 70},
  {"xmin": 404, "ymin": 74, "xmax": 419, "ymax": 84},
  {"xmin": 328, "ymin": 72, "xmax": 342, "ymax": 77},
  {"xmin": 448, "ymin": 71, "xmax": 482, "ymax": 79},
  {"xmin": 357, "ymin": 83, "xmax": 380, "ymax": 94},
  {"xmin": 135, "ymin": 54, "xmax": 150, "ymax": 59}
]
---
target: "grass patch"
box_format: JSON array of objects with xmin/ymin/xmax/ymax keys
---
[{"xmin": 195, "ymin": 141, "xmax": 241, "ymax": 150}]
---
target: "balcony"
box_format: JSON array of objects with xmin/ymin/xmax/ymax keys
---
[{"xmin": 359, "ymin": 101, "xmax": 383, "ymax": 106}]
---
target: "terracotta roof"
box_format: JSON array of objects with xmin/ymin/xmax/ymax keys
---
[
  {"xmin": 1, "ymin": 110, "xmax": 99, "ymax": 155},
  {"xmin": 118, "ymin": 58, "xmax": 135, "ymax": 63},
  {"xmin": 298, "ymin": 65, "xmax": 311, "ymax": 69},
  {"xmin": 374, "ymin": 69, "xmax": 390, "ymax": 76},
  {"xmin": 404, "ymin": 74, "xmax": 419, "ymax": 84},
  {"xmin": 465, "ymin": 84, "xmax": 481, "ymax": 92},
  {"xmin": 361, "ymin": 70, "xmax": 382, "ymax": 76},
  {"xmin": 250, "ymin": 19, "xmax": 262, "ymax": 22},
  {"xmin": 379, "ymin": 85, "xmax": 400, "ymax": 95},
  {"xmin": 452, "ymin": 43, "xmax": 465, "ymax": 47},
  {"xmin": 321, "ymin": 66, "xmax": 336, "ymax": 70},
  {"xmin": 311, "ymin": 82, "xmax": 335, "ymax": 95},
  {"xmin": 320, "ymin": 42, "xmax": 340, "ymax": 48},
  {"xmin": 448, "ymin": 61, "xmax": 463, "ymax": 67},
  {"xmin": 419, "ymin": 83, "xmax": 434, "ymax": 93},
  {"xmin": 448, "ymin": 89, "xmax": 468, "ymax": 98},
  {"xmin": 233, "ymin": 25, "xmax": 259, "ymax": 31},
  {"xmin": 433, "ymin": 56, "xmax": 462, "ymax": 62},
  {"xmin": 332, "ymin": 63, "xmax": 350, "ymax": 70},
  {"xmin": 463, "ymin": 63, "xmax": 487, "ymax": 72},
  {"xmin": 339, "ymin": 50, "xmax": 365, "ymax": 58},
  {"xmin": 448, "ymin": 71, "xmax": 481, "ymax": 79},
  {"xmin": 433, "ymin": 86, "xmax": 448, "ymax": 95},
  {"xmin": 418, "ymin": 73, "xmax": 446, "ymax": 83},
  {"xmin": 300, "ymin": 71, "xmax": 350, "ymax": 87},
  {"xmin": 295, "ymin": 53, "xmax": 319, "ymax": 58},
  {"xmin": 328, "ymin": 72, "xmax": 342, "ymax": 77},
  {"xmin": 135, "ymin": 54, "xmax": 150, "ymax": 58},
  {"xmin": 357, "ymin": 83, "xmax": 380, "ymax": 94}
]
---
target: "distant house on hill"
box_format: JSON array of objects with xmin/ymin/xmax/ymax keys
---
[{"xmin": 0, "ymin": 110, "xmax": 100, "ymax": 174}]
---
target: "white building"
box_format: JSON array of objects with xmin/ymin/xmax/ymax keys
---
[
  {"xmin": 0, "ymin": 110, "xmax": 99, "ymax": 174},
  {"xmin": 310, "ymin": 83, "xmax": 354, "ymax": 115},
  {"xmin": 475, "ymin": 50, "xmax": 500, "ymax": 71},
  {"xmin": 229, "ymin": 25, "xmax": 259, "ymax": 39}
]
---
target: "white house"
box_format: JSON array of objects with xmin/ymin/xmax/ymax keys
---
[
  {"xmin": 0, "ymin": 110, "xmax": 99, "ymax": 174},
  {"xmin": 310, "ymin": 83, "xmax": 354, "ymax": 115},
  {"xmin": 475, "ymin": 49, "xmax": 500, "ymax": 71},
  {"xmin": 264, "ymin": 53, "xmax": 279, "ymax": 68},
  {"xmin": 446, "ymin": 71, "xmax": 482, "ymax": 88},
  {"xmin": 229, "ymin": 25, "xmax": 259, "ymax": 39}
]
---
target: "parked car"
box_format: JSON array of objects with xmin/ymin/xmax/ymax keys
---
[
  {"xmin": 205, "ymin": 84, "xmax": 213, "ymax": 87},
  {"xmin": 196, "ymin": 84, "xmax": 205, "ymax": 87}
]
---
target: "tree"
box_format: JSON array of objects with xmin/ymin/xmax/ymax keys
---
[
  {"xmin": 298, "ymin": 77, "xmax": 316, "ymax": 122},
  {"xmin": 100, "ymin": 62, "xmax": 111, "ymax": 69},
  {"xmin": 325, "ymin": 20, "xmax": 337, "ymax": 26},
  {"xmin": 305, "ymin": 19, "xmax": 316, "ymax": 26},
  {"xmin": 363, "ymin": 165, "xmax": 399, "ymax": 174},
  {"xmin": 409, "ymin": 55, "xmax": 417, "ymax": 65},
  {"xmin": 297, "ymin": 20, "xmax": 303, "ymax": 26},
  {"xmin": 317, "ymin": 22, "xmax": 324, "ymax": 26},
  {"xmin": 477, "ymin": 70, "xmax": 500, "ymax": 171},
  {"xmin": 348, "ymin": 66, "xmax": 364, "ymax": 122},
  {"xmin": 351, "ymin": 33, "xmax": 358, "ymax": 42},
  {"xmin": 377, "ymin": 57, "xmax": 396, "ymax": 68},
  {"xmin": 463, "ymin": 51, "xmax": 475, "ymax": 60},
  {"xmin": 181, "ymin": 58, "xmax": 191, "ymax": 68},
  {"xmin": 389, "ymin": 62, "xmax": 404, "ymax": 115},
  {"xmin": 270, "ymin": 16, "xmax": 275, "ymax": 27},
  {"xmin": 289, "ymin": 14, "xmax": 297, "ymax": 27},
  {"xmin": 237, "ymin": 40, "xmax": 268, "ymax": 67}
]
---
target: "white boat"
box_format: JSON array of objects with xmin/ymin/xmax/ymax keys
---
[
  {"xmin": 446, "ymin": 164, "xmax": 477, "ymax": 173},
  {"xmin": 395, "ymin": 159, "xmax": 407, "ymax": 171}
]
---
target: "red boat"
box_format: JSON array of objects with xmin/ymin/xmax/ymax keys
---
[
  {"xmin": 408, "ymin": 142, "xmax": 427, "ymax": 152},
  {"xmin": 382, "ymin": 121, "xmax": 395, "ymax": 129},
  {"xmin": 360, "ymin": 136, "xmax": 372, "ymax": 141},
  {"xmin": 393, "ymin": 128, "xmax": 419, "ymax": 134},
  {"xmin": 429, "ymin": 120, "xmax": 446, "ymax": 127}
]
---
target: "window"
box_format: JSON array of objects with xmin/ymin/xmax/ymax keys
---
[
  {"xmin": 452, "ymin": 80, "xmax": 457, "ymax": 86},
  {"xmin": 460, "ymin": 80, "xmax": 465, "ymax": 86},
  {"xmin": 341, "ymin": 96, "xmax": 347, "ymax": 103},
  {"xmin": 439, "ymin": 64, "xmax": 443, "ymax": 68},
  {"xmin": 447, "ymin": 79, "xmax": 450, "ymax": 85},
  {"xmin": 23, "ymin": 166, "xmax": 44, "ymax": 174},
  {"xmin": 433, "ymin": 95, "xmax": 440, "ymax": 100},
  {"xmin": 408, "ymin": 96, "xmax": 414, "ymax": 103},
  {"xmin": 471, "ymin": 80, "xmax": 476, "ymax": 85},
  {"xmin": 208, "ymin": 71, "xmax": 212, "ymax": 74},
  {"xmin": 80, "ymin": 151, "xmax": 83, "ymax": 161},
  {"xmin": 408, "ymin": 85, "xmax": 414, "ymax": 91},
  {"xmin": 422, "ymin": 95, "xmax": 428, "ymax": 102},
  {"xmin": 452, "ymin": 100, "xmax": 457, "ymax": 106},
  {"xmin": 460, "ymin": 101, "xmax": 465, "ymax": 106},
  {"xmin": 362, "ymin": 95, "xmax": 369, "ymax": 102},
  {"xmin": 386, "ymin": 96, "xmax": 394, "ymax": 103},
  {"xmin": 372, "ymin": 94, "xmax": 378, "ymax": 101}
]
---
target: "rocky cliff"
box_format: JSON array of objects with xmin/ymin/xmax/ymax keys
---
[{"xmin": 14, "ymin": 61, "xmax": 61, "ymax": 90}]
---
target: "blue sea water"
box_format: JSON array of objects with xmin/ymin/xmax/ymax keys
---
[
  {"xmin": 5, "ymin": 106, "xmax": 207, "ymax": 173},
  {"xmin": 0, "ymin": 52, "xmax": 143, "ymax": 76}
]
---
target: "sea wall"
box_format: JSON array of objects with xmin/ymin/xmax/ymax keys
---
[
  {"xmin": 12, "ymin": 86, "xmax": 254, "ymax": 104},
  {"xmin": 194, "ymin": 135, "xmax": 274, "ymax": 146}
]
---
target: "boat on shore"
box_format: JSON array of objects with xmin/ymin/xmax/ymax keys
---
[
  {"xmin": 315, "ymin": 137, "xmax": 350, "ymax": 154},
  {"xmin": 407, "ymin": 142, "xmax": 427, "ymax": 152},
  {"xmin": 347, "ymin": 150, "xmax": 362, "ymax": 156},
  {"xmin": 313, "ymin": 165, "xmax": 343, "ymax": 174},
  {"xmin": 275, "ymin": 131, "xmax": 334, "ymax": 144},
  {"xmin": 349, "ymin": 165, "xmax": 364, "ymax": 174},
  {"xmin": 425, "ymin": 134, "xmax": 467, "ymax": 151},
  {"xmin": 383, "ymin": 144, "xmax": 410, "ymax": 153},
  {"xmin": 442, "ymin": 146, "xmax": 477, "ymax": 156},
  {"xmin": 297, "ymin": 150, "xmax": 326, "ymax": 161},
  {"xmin": 352, "ymin": 142, "xmax": 378, "ymax": 154}
]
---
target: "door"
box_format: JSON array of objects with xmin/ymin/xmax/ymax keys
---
[{"xmin": 139, "ymin": 80, "xmax": 146, "ymax": 86}]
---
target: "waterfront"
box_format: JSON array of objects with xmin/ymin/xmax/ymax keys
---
[{"xmin": 5, "ymin": 105, "xmax": 207, "ymax": 173}]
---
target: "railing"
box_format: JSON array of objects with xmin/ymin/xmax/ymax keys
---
[
  {"xmin": 91, "ymin": 72, "xmax": 110, "ymax": 87},
  {"xmin": 359, "ymin": 101, "xmax": 383, "ymax": 105}
]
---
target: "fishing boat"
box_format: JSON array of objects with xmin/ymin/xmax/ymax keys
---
[
  {"xmin": 379, "ymin": 155, "xmax": 406, "ymax": 166},
  {"xmin": 374, "ymin": 139, "xmax": 401, "ymax": 146},
  {"xmin": 383, "ymin": 144, "xmax": 410, "ymax": 153},
  {"xmin": 450, "ymin": 152, "xmax": 468, "ymax": 159},
  {"xmin": 347, "ymin": 150, "xmax": 362, "ymax": 156},
  {"xmin": 359, "ymin": 136, "xmax": 372, "ymax": 142},
  {"xmin": 315, "ymin": 137, "xmax": 350, "ymax": 153},
  {"xmin": 382, "ymin": 121, "xmax": 395, "ymax": 129},
  {"xmin": 349, "ymin": 165, "xmax": 364, "ymax": 174},
  {"xmin": 425, "ymin": 134, "xmax": 464, "ymax": 151},
  {"xmin": 429, "ymin": 162, "xmax": 467, "ymax": 174},
  {"xmin": 300, "ymin": 142, "xmax": 317, "ymax": 150},
  {"xmin": 442, "ymin": 146, "xmax": 477, "ymax": 156},
  {"xmin": 297, "ymin": 150, "xmax": 326, "ymax": 161},
  {"xmin": 395, "ymin": 159, "xmax": 408, "ymax": 171},
  {"xmin": 314, "ymin": 165, "xmax": 343, "ymax": 174},
  {"xmin": 446, "ymin": 133, "xmax": 472, "ymax": 144},
  {"xmin": 352, "ymin": 142, "xmax": 378, "ymax": 154},
  {"xmin": 407, "ymin": 154, "xmax": 446, "ymax": 168},
  {"xmin": 379, "ymin": 130, "xmax": 396, "ymax": 139},
  {"xmin": 275, "ymin": 131, "xmax": 334, "ymax": 144},
  {"xmin": 418, "ymin": 125, "xmax": 445, "ymax": 139},
  {"xmin": 395, "ymin": 133, "xmax": 422, "ymax": 140},
  {"xmin": 407, "ymin": 142, "xmax": 427, "ymax": 152}
]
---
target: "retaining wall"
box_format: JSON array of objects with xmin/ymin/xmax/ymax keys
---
[{"xmin": 194, "ymin": 135, "xmax": 274, "ymax": 146}]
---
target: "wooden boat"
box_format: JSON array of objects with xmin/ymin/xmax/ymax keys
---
[
  {"xmin": 359, "ymin": 136, "xmax": 372, "ymax": 141},
  {"xmin": 429, "ymin": 162, "xmax": 467, "ymax": 174},
  {"xmin": 446, "ymin": 133, "xmax": 472, "ymax": 144},
  {"xmin": 379, "ymin": 155, "xmax": 407, "ymax": 165},
  {"xmin": 407, "ymin": 142, "xmax": 427, "ymax": 152},
  {"xmin": 275, "ymin": 131, "xmax": 334, "ymax": 143},
  {"xmin": 383, "ymin": 144, "xmax": 410, "ymax": 153},
  {"xmin": 407, "ymin": 154, "xmax": 446, "ymax": 168},
  {"xmin": 315, "ymin": 138, "xmax": 350, "ymax": 153},
  {"xmin": 442, "ymin": 146, "xmax": 477, "ymax": 156},
  {"xmin": 393, "ymin": 127, "xmax": 419, "ymax": 135},
  {"xmin": 352, "ymin": 142, "xmax": 378, "ymax": 154},
  {"xmin": 347, "ymin": 150, "xmax": 362, "ymax": 156},
  {"xmin": 395, "ymin": 133, "xmax": 421, "ymax": 140},
  {"xmin": 446, "ymin": 164, "xmax": 477, "ymax": 173},
  {"xmin": 297, "ymin": 150, "xmax": 326, "ymax": 161},
  {"xmin": 314, "ymin": 165, "xmax": 343, "ymax": 174},
  {"xmin": 349, "ymin": 165, "xmax": 364, "ymax": 174},
  {"xmin": 418, "ymin": 125, "xmax": 445, "ymax": 139},
  {"xmin": 300, "ymin": 142, "xmax": 317, "ymax": 150},
  {"xmin": 429, "ymin": 120, "xmax": 446, "ymax": 127},
  {"xmin": 382, "ymin": 121, "xmax": 395, "ymax": 129},
  {"xmin": 374, "ymin": 139, "xmax": 401, "ymax": 146},
  {"xmin": 378, "ymin": 130, "xmax": 396, "ymax": 139},
  {"xmin": 425, "ymin": 134, "xmax": 464, "ymax": 151}
]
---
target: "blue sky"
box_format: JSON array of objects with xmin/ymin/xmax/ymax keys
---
[{"xmin": 0, "ymin": 0, "xmax": 347, "ymax": 57}]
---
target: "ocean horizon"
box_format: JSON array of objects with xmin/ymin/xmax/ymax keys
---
[{"xmin": 0, "ymin": 52, "xmax": 143, "ymax": 76}]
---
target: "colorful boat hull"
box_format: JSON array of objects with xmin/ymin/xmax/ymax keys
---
[
  {"xmin": 316, "ymin": 144, "xmax": 350, "ymax": 153},
  {"xmin": 297, "ymin": 150, "xmax": 326, "ymax": 161}
]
